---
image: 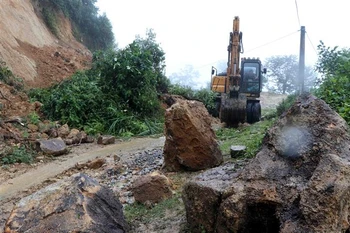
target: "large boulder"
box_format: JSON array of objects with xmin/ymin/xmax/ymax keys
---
[
  {"xmin": 183, "ymin": 94, "xmax": 350, "ymax": 233},
  {"xmin": 35, "ymin": 137, "xmax": 67, "ymax": 156},
  {"xmin": 5, "ymin": 173, "xmax": 129, "ymax": 233},
  {"xmin": 163, "ymin": 98, "xmax": 223, "ymax": 171}
]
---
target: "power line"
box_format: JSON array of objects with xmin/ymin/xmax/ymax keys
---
[
  {"xmin": 245, "ymin": 31, "xmax": 299, "ymax": 53},
  {"xmin": 295, "ymin": 0, "xmax": 301, "ymax": 27},
  {"xmin": 192, "ymin": 31, "xmax": 300, "ymax": 70},
  {"xmin": 306, "ymin": 31, "xmax": 318, "ymax": 56}
]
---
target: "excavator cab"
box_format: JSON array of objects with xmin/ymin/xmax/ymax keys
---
[{"xmin": 240, "ymin": 58, "xmax": 265, "ymax": 97}]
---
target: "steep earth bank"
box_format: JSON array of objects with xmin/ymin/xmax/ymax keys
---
[{"xmin": 0, "ymin": 0, "xmax": 91, "ymax": 88}]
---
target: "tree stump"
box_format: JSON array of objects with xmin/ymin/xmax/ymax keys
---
[{"xmin": 230, "ymin": 145, "xmax": 246, "ymax": 158}]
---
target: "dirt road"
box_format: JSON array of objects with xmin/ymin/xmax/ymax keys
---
[{"xmin": 0, "ymin": 137, "xmax": 165, "ymax": 202}]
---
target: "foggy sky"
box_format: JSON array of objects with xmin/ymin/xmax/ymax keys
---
[{"xmin": 96, "ymin": 0, "xmax": 349, "ymax": 86}]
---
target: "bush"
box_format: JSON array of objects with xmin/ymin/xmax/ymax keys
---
[
  {"xmin": 42, "ymin": 7, "xmax": 58, "ymax": 37},
  {"xmin": 28, "ymin": 30, "xmax": 168, "ymax": 137},
  {"xmin": 276, "ymin": 94, "xmax": 297, "ymax": 117},
  {"xmin": 168, "ymin": 84, "xmax": 218, "ymax": 116},
  {"xmin": 314, "ymin": 76, "xmax": 350, "ymax": 123},
  {"xmin": 38, "ymin": 71, "xmax": 105, "ymax": 127},
  {"xmin": 1, "ymin": 145, "xmax": 34, "ymax": 164},
  {"xmin": 313, "ymin": 42, "xmax": 350, "ymax": 124},
  {"xmin": 0, "ymin": 60, "xmax": 24, "ymax": 91}
]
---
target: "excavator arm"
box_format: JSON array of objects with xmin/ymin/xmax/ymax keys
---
[{"xmin": 226, "ymin": 16, "xmax": 242, "ymax": 98}]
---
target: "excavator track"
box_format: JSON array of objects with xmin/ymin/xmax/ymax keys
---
[{"xmin": 220, "ymin": 98, "xmax": 246, "ymax": 126}]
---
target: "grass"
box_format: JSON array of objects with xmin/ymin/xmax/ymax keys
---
[
  {"xmin": 216, "ymin": 111, "xmax": 276, "ymax": 158},
  {"xmin": 123, "ymin": 172, "xmax": 191, "ymax": 231},
  {"xmin": 124, "ymin": 192, "xmax": 185, "ymax": 223},
  {"xmin": 123, "ymin": 110, "xmax": 278, "ymax": 231}
]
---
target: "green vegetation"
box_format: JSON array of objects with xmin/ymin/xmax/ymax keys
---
[
  {"xmin": 27, "ymin": 112, "xmax": 41, "ymax": 125},
  {"xmin": 216, "ymin": 117, "xmax": 275, "ymax": 158},
  {"xmin": 276, "ymin": 94, "xmax": 297, "ymax": 116},
  {"xmin": 41, "ymin": 7, "xmax": 58, "ymax": 36},
  {"xmin": 29, "ymin": 30, "xmax": 168, "ymax": 137},
  {"xmin": 124, "ymin": 193, "xmax": 184, "ymax": 224},
  {"xmin": 37, "ymin": 0, "xmax": 114, "ymax": 51},
  {"xmin": 1, "ymin": 145, "xmax": 35, "ymax": 164},
  {"xmin": 0, "ymin": 60, "xmax": 23, "ymax": 91},
  {"xmin": 169, "ymin": 84, "xmax": 218, "ymax": 116},
  {"xmin": 313, "ymin": 41, "xmax": 350, "ymax": 124}
]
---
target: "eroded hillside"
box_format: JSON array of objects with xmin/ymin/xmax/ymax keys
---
[{"xmin": 0, "ymin": 0, "xmax": 91, "ymax": 88}]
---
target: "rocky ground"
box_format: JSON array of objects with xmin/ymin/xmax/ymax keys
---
[
  {"xmin": 0, "ymin": 137, "xmax": 169, "ymax": 232},
  {"xmin": 0, "ymin": 93, "xmax": 287, "ymax": 232}
]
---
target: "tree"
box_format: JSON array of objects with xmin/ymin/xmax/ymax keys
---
[
  {"xmin": 314, "ymin": 41, "xmax": 350, "ymax": 123},
  {"xmin": 169, "ymin": 65, "xmax": 200, "ymax": 88},
  {"xmin": 315, "ymin": 41, "xmax": 350, "ymax": 83},
  {"xmin": 134, "ymin": 29, "xmax": 170, "ymax": 93},
  {"xmin": 93, "ymin": 29, "xmax": 169, "ymax": 116},
  {"xmin": 265, "ymin": 55, "xmax": 316, "ymax": 94}
]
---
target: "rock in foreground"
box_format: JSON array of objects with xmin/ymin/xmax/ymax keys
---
[
  {"xmin": 183, "ymin": 94, "xmax": 350, "ymax": 233},
  {"xmin": 5, "ymin": 173, "xmax": 129, "ymax": 233},
  {"xmin": 163, "ymin": 97, "xmax": 222, "ymax": 171},
  {"xmin": 132, "ymin": 171, "xmax": 173, "ymax": 205}
]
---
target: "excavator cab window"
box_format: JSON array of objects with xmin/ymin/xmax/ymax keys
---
[{"xmin": 241, "ymin": 61, "xmax": 261, "ymax": 94}]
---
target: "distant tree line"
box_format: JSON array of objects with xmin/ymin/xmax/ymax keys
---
[{"xmin": 36, "ymin": 0, "xmax": 115, "ymax": 51}]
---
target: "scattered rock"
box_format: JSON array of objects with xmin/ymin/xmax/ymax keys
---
[
  {"xmin": 65, "ymin": 129, "xmax": 91, "ymax": 145},
  {"xmin": 57, "ymin": 123, "xmax": 70, "ymax": 138},
  {"xmin": 97, "ymin": 135, "xmax": 115, "ymax": 145},
  {"xmin": 36, "ymin": 137, "xmax": 67, "ymax": 156},
  {"xmin": 4, "ymin": 173, "xmax": 129, "ymax": 233},
  {"xmin": 163, "ymin": 98, "xmax": 223, "ymax": 171},
  {"xmin": 87, "ymin": 158, "xmax": 106, "ymax": 169},
  {"xmin": 75, "ymin": 158, "xmax": 106, "ymax": 170},
  {"xmin": 132, "ymin": 171, "xmax": 173, "ymax": 204},
  {"xmin": 183, "ymin": 94, "xmax": 350, "ymax": 233},
  {"xmin": 27, "ymin": 123, "xmax": 39, "ymax": 132}
]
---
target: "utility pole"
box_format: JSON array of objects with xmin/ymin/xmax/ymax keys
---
[{"xmin": 298, "ymin": 26, "xmax": 305, "ymax": 94}]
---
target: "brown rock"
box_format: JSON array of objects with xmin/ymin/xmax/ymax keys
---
[
  {"xmin": 132, "ymin": 171, "xmax": 173, "ymax": 204},
  {"xmin": 97, "ymin": 135, "xmax": 115, "ymax": 145},
  {"xmin": 163, "ymin": 98, "xmax": 222, "ymax": 171},
  {"xmin": 183, "ymin": 94, "xmax": 350, "ymax": 233},
  {"xmin": 66, "ymin": 129, "xmax": 89, "ymax": 144},
  {"xmin": 4, "ymin": 173, "xmax": 129, "ymax": 233},
  {"xmin": 57, "ymin": 123, "xmax": 70, "ymax": 138},
  {"xmin": 27, "ymin": 123, "xmax": 39, "ymax": 132},
  {"xmin": 87, "ymin": 158, "xmax": 106, "ymax": 169},
  {"xmin": 67, "ymin": 128, "xmax": 79, "ymax": 138}
]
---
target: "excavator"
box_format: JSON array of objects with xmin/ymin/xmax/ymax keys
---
[{"xmin": 211, "ymin": 16, "xmax": 266, "ymax": 126}]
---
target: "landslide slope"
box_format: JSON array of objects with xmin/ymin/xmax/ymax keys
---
[{"xmin": 0, "ymin": 0, "xmax": 92, "ymax": 88}]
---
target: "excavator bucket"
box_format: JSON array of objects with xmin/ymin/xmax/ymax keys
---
[{"xmin": 220, "ymin": 97, "xmax": 246, "ymax": 126}]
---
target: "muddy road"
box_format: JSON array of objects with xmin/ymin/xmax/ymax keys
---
[{"xmin": 0, "ymin": 136, "xmax": 165, "ymax": 230}]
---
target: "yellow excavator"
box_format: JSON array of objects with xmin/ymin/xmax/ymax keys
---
[{"xmin": 211, "ymin": 16, "xmax": 266, "ymax": 126}]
